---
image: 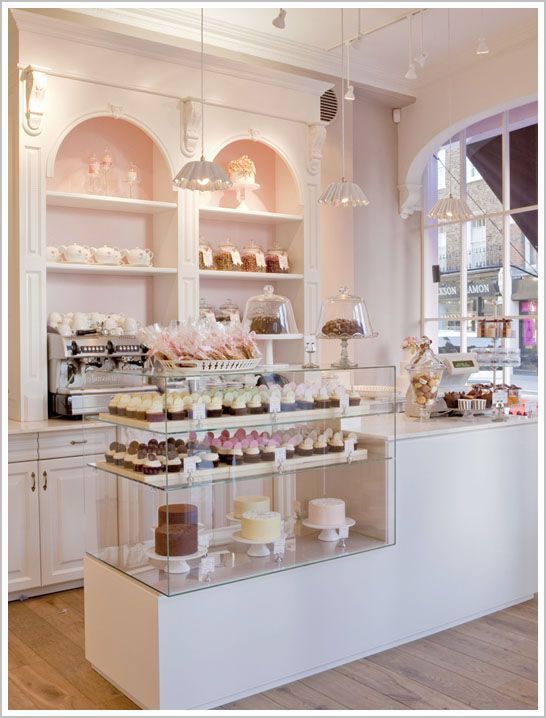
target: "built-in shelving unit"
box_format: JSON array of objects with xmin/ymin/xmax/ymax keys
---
[
  {"xmin": 46, "ymin": 191, "xmax": 177, "ymax": 214},
  {"xmin": 199, "ymin": 270, "xmax": 303, "ymax": 281},
  {"xmin": 199, "ymin": 206, "xmax": 302, "ymax": 224},
  {"xmin": 46, "ymin": 263, "xmax": 177, "ymax": 277}
]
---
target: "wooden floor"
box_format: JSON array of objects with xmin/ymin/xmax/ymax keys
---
[{"xmin": 8, "ymin": 590, "xmax": 538, "ymax": 710}]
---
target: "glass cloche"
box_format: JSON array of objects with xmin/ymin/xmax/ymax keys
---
[
  {"xmin": 243, "ymin": 285, "xmax": 298, "ymax": 335},
  {"xmin": 405, "ymin": 337, "xmax": 445, "ymax": 421},
  {"xmin": 216, "ymin": 298, "xmax": 241, "ymax": 324},
  {"xmin": 317, "ymin": 286, "xmax": 376, "ymax": 368}
]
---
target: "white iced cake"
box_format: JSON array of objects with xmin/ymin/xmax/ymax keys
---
[
  {"xmin": 240, "ymin": 510, "xmax": 281, "ymax": 541},
  {"xmin": 233, "ymin": 495, "xmax": 270, "ymax": 519},
  {"xmin": 308, "ymin": 498, "xmax": 345, "ymax": 526}
]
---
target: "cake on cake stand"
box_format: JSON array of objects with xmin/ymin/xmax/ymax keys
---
[
  {"xmin": 232, "ymin": 531, "xmax": 280, "ymax": 557},
  {"xmin": 301, "ymin": 517, "xmax": 355, "ymax": 542},
  {"xmin": 145, "ymin": 546, "xmax": 207, "ymax": 574}
]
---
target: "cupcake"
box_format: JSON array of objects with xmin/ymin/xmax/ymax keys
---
[
  {"xmin": 105, "ymin": 441, "xmax": 117, "ymax": 463},
  {"xmin": 348, "ymin": 389, "xmax": 361, "ymax": 407},
  {"xmin": 281, "ymin": 389, "xmax": 297, "ymax": 412},
  {"xmin": 113, "ymin": 443, "xmax": 126, "ymax": 466},
  {"xmin": 223, "ymin": 390, "xmax": 236, "ymax": 415},
  {"xmin": 314, "ymin": 387, "xmax": 330, "ymax": 410},
  {"xmin": 247, "ymin": 393, "xmax": 263, "ymax": 414},
  {"xmin": 132, "ymin": 450, "xmax": 147, "ymax": 473},
  {"xmin": 243, "ymin": 439, "xmax": 262, "ymax": 463},
  {"xmin": 166, "ymin": 451, "xmax": 182, "ymax": 473},
  {"xmin": 328, "ymin": 431, "xmax": 345, "ymax": 453},
  {"xmin": 207, "ymin": 394, "xmax": 223, "ymax": 418},
  {"xmin": 146, "ymin": 399, "xmax": 166, "ymax": 423},
  {"xmin": 296, "ymin": 386, "xmax": 314, "ymax": 411},
  {"xmin": 329, "ymin": 386, "xmax": 346, "ymax": 409},
  {"xmin": 231, "ymin": 394, "xmax": 248, "ymax": 416},
  {"xmin": 282, "ymin": 441, "xmax": 295, "ymax": 460},
  {"xmin": 198, "ymin": 452, "xmax": 220, "ymax": 469},
  {"xmin": 125, "ymin": 396, "xmax": 142, "ymax": 420},
  {"xmin": 124, "ymin": 441, "xmax": 140, "ymax": 469},
  {"xmin": 224, "ymin": 440, "xmax": 244, "ymax": 466},
  {"xmin": 167, "ymin": 397, "xmax": 186, "ymax": 421},
  {"xmin": 261, "ymin": 441, "xmax": 277, "ymax": 462},
  {"xmin": 143, "ymin": 453, "xmax": 162, "ymax": 475},
  {"xmin": 108, "ymin": 394, "xmax": 123, "ymax": 415},
  {"xmin": 296, "ymin": 437, "xmax": 314, "ymax": 457},
  {"xmin": 313, "ymin": 435, "xmax": 329, "ymax": 455},
  {"xmin": 136, "ymin": 398, "xmax": 150, "ymax": 421},
  {"xmin": 116, "ymin": 394, "xmax": 131, "ymax": 417}
]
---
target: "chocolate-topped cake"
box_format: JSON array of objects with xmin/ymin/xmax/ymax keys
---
[
  {"xmin": 154, "ymin": 524, "xmax": 198, "ymax": 556},
  {"xmin": 250, "ymin": 315, "xmax": 284, "ymax": 334},
  {"xmin": 157, "ymin": 503, "xmax": 198, "ymax": 526},
  {"xmin": 321, "ymin": 318, "xmax": 364, "ymax": 337}
]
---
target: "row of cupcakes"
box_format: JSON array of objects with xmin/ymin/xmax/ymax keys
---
[{"xmin": 104, "ymin": 426, "xmax": 362, "ymax": 475}]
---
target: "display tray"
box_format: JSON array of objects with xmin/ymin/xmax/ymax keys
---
[
  {"xmin": 92, "ymin": 523, "xmax": 387, "ymax": 597},
  {"xmin": 97, "ymin": 402, "xmax": 385, "ymax": 434},
  {"xmin": 92, "ymin": 445, "xmax": 369, "ymax": 490}
]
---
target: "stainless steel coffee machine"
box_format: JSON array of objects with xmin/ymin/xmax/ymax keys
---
[{"xmin": 48, "ymin": 331, "xmax": 154, "ymax": 417}]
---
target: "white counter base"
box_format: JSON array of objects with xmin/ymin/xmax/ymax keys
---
[{"xmin": 84, "ymin": 421, "xmax": 537, "ymax": 709}]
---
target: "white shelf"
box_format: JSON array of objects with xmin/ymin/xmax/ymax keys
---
[
  {"xmin": 199, "ymin": 206, "xmax": 303, "ymax": 224},
  {"xmin": 254, "ymin": 333, "xmax": 304, "ymax": 341},
  {"xmin": 46, "ymin": 191, "xmax": 177, "ymax": 214},
  {"xmin": 46, "ymin": 263, "xmax": 177, "ymax": 277},
  {"xmin": 199, "ymin": 270, "xmax": 303, "ymax": 281}
]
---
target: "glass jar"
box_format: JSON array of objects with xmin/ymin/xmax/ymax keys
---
[
  {"xmin": 317, "ymin": 286, "xmax": 375, "ymax": 338},
  {"xmin": 265, "ymin": 245, "xmax": 290, "ymax": 274},
  {"xmin": 406, "ymin": 338, "xmax": 444, "ymax": 421},
  {"xmin": 241, "ymin": 241, "xmax": 266, "ymax": 273},
  {"xmin": 213, "ymin": 240, "xmax": 242, "ymax": 272},
  {"xmin": 216, "ymin": 298, "xmax": 241, "ymax": 324},
  {"xmin": 243, "ymin": 285, "xmax": 298, "ymax": 335},
  {"xmin": 199, "ymin": 298, "xmax": 216, "ymax": 322},
  {"xmin": 199, "ymin": 238, "xmax": 214, "ymax": 270}
]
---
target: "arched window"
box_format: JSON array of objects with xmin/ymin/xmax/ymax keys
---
[{"xmin": 422, "ymin": 102, "xmax": 538, "ymax": 392}]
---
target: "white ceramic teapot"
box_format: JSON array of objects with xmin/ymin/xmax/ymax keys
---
[
  {"xmin": 91, "ymin": 245, "xmax": 123, "ymax": 265},
  {"xmin": 59, "ymin": 243, "xmax": 93, "ymax": 264},
  {"xmin": 46, "ymin": 246, "xmax": 63, "ymax": 262},
  {"xmin": 122, "ymin": 247, "xmax": 153, "ymax": 266}
]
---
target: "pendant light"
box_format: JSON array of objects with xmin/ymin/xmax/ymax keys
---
[
  {"xmin": 173, "ymin": 10, "xmax": 232, "ymax": 192},
  {"xmin": 476, "ymin": 8, "xmax": 490, "ymax": 55},
  {"xmin": 427, "ymin": 9, "xmax": 473, "ymax": 222},
  {"xmin": 319, "ymin": 9, "xmax": 369, "ymax": 208}
]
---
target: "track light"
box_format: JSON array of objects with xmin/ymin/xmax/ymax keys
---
[
  {"xmin": 414, "ymin": 10, "xmax": 429, "ymax": 67},
  {"xmin": 344, "ymin": 85, "xmax": 355, "ymax": 101},
  {"xmin": 476, "ymin": 35, "xmax": 490, "ymax": 55},
  {"xmin": 344, "ymin": 42, "xmax": 355, "ymax": 101},
  {"xmin": 405, "ymin": 14, "xmax": 417, "ymax": 80},
  {"xmin": 405, "ymin": 63, "xmax": 417, "ymax": 81},
  {"xmin": 272, "ymin": 8, "xmax": 286, "ymax": 29}
]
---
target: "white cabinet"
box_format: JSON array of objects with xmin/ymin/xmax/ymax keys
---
[{"xmin": 8, "ymin": 462, "xmax": 41, "ymax": 592}]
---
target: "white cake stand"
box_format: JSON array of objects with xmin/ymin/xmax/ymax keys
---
[
  {"xmin": 301, "ymin": 517, "xmax": 355, "ymax": 542},
  {"xmin": 232, "ymin": 530, "xmax": 280, "ymax": 557},
  {"xmin": 232, "ymin": 180, "xmax": 260, "ymax": 211},
  {"xmin": 226, "ymin": 512, "xmax": 241, "ymax": 524},
  {"xmin": 146, "ymin": 546, "xmax": 207, "ymax": 574}
]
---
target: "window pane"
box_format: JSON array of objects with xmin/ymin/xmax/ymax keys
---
[
  {"xmin": 424, "ymin": 225, "xmax": 461, "ymax": 320},
  {"xmin": 424, "ymin": 135, "xmax": 460, "ymax": 216},
  {"xmin": 465, "ymin": 216, "xmax": 504, "ymax": 320},
  {"xmin": 509, "ymin": 102, "xmax": 538, "ymax": 210},
  {"xmin": 510, "ymin": 210, "xmax": 538, "ymax": 272},
  {"xmin": 465, "ymin": 113, "xmax": 503, "ymax": 215}
]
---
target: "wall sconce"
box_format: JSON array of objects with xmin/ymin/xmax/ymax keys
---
[{"xmin": 21, "ymin": 65, "xmax": 49, "ymax": 136}]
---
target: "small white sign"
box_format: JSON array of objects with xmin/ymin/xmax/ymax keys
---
[
  {"xmin": 256, "ymin": 251, "xmax": 266, "ymax": 268},
  {"xmin": 198, "ymin": 555, "xmax": 216, "ymax": 581},
  {"xmin": 273, "ymin": 536, "xmax": 286, "ymax": 556},
  {"xmin": 344, "ymin": 438, "xmax": 355, "ymax": 457},
  {"xmin": 338, "ymin": 526, "xmax": 349, "ymax": 539},
  {"xmin": 230, "ymin": 250, "xmax": 242, "ymax": 266},
  {"xmin": 269, "ymin": 395, "xmax": 281, "ymax": 413},
  {"xmin": 202, "ymin": 248, "xmax": 213, "ymax": 267},
  {"xmin": 229, "ymin": 312, "xmax": 240, "ymax": 324},
  {"xmin": 184, "ymin": 456, "xmax": 198, "ymax": 474},
  {"xmin": 279, "ymin": 254, "xmax": 289, "ymax": 270},
  {"xmin": 339, "ymin": 394, "xmax": 349, "ymax": 412},
  {"xmin": 191, "ymin": 402, "xmax": 206, "ymax": 420},
  {"xmin": 274, "ymin": 447, "xmax": 286, "ymax": 468},
  {"xmin": 492, "ymin": 389, "xmax": 508, "ymax": 405}
]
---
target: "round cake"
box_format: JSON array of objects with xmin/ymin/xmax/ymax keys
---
[
  {"xmin": 157, "ymin": 503, "xmax": 198, "ymax": 526},
  {"xmin": 233, "ymin": 495, "xmax": 270, "ymax": 519},
  {"xmin": 308, "ymin": 498, "xmax": 345, "ymax": 526},
  {"xmin": 154, "ymin": 523, "xmax": 198, "ymax": 556},
  {"xmin": 240, "ymin": 510, "xmax": 281, "ymax": 542}
]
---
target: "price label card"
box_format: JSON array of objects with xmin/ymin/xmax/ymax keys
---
[
  {"xmin": 344, "ymin": 438, "xmax": 355, "ymax": 457},
  {"xmin": 229, "ymin": 312, "xmax": 240, "ymax": 324},
  {"xmin": 338, "ymin": 526, "xmax": 349, "ymax": 539},
  {"xmin": 279, "ymin": 254, "xmax": 289, "ymax": 270},
  {"xmin": 274, "ymin": 447, "xmax": 286, "ymax": 467},
  {"xmin": 202, "ymin": 248, "xmax": 213, "ymax": 267},
  {"xmin": 339, "ymin": 394, "xmax": 349, "ymax": 411},
  {"xmin": 273, "ymin": 536, "xmax": 286, "ymax": 556},
  {"xmin": 256, "ymin": 252, "xmax": 266, "ymax": 268},
  {"xmin": 184, "ymin": 456, "xmax": 197, "ymax": 474},
  {"xmin": 269, "ymin": 395, "xmax": 281, "ymax": 413},
  {"xmin": 231, "ymin": 250, "xmax": 242, "ymax": 266},
  {"xmin": 492, "ymin": 389, "xmax": 508, "ymax": 405},
  {"xmin": 191, "ymin": 403, "xmax": 206, "ymax": 420}
]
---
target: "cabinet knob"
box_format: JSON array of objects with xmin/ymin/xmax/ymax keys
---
[
  {"xmin": 42, "ymin": 470, "xmax": 48, "ymax": 491},
  {"xmin": 30, "ymin": 471, "xmax": 36, "ymax": 492},
  {"xmin": 70, "ymin": 439, "xmax": 88, "ymax": 445}
]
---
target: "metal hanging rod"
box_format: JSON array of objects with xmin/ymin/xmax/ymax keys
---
[{"xmin": 327, "ymin": 8, "xmax": 427, "ymax": 52}]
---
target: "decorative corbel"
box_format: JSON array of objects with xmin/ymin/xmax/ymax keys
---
[
  {"xmin": 398, "ymin": 183, "xmax": 422, "ymax": 219},
  {"xmin": 108, "ymin": 103, "xmax": 124, "ymax": 119},
  {"xmin": 21, "ymin": 65, "xmax": 49, "ymax": 136},
  {"xmin": 307, "ymin": 122, "xmax": 327, "ymax": 175},
  {"xmin": 180, "ymin": 99, "xmax": 202, "ymax": 157}
]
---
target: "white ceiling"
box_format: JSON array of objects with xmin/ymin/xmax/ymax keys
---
[{"xmin": 22, "ymin": 6, "xmax": 538, "ymax": 97}]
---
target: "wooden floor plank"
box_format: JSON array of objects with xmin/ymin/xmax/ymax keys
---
[
  {"xmin": 261, "ymin": 679, "xmax": 347, "ymax": 709},
  {"xmin": 8, "ymin": 631, "xmax": 42, "ymax": 671},
  {"xmin": 25, "ymin": 593, "xmax": 86, "ymax": 650},
  {"xmin": 9, "ymin": 659, "xmax": 97, "ymax": 710},
  {"xmin": 336, "ymin": 658, "xmax": 471, "ymax": 710},
  {"xmin": 504, "ymin": 602, "xmax": 538, "ymax": 623},
  {"xmin": 7, "ymin": 677, "xmax": 39, "ymax": 710},
  {"xmin": 101, "ymin": 694, "xmax": 141, "ymax": 710},
  {"xmin": 481, "ymin": 610, "xmax": 539, "ymax": 639},
  {"xmin": 427, "ymin": 627, "xmax": 538, "ymax": 681},
  {"xmin": 301, "ymin": 668, "xmax": 409, "ymax": 709},
  {"xmin": 368, "ymin": 647, "xmax": 531, "ymax": 710},
  {"xmin": 400, "ymin": 638, "xmax": 537, "ymax": 707},
  {"xmin": 454, "ymin": 618, "xmax": 537, "ymax": 659},
  {"xmin": 221, "ymin": 693, "xmax": 282, "ymax": 710}
]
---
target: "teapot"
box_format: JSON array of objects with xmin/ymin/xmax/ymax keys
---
[
  {"xmin": 46, "ymin": 246, "xmax": 62, "ymax": 262},
  {"xmin": 91, "ymin": 245, "xmax": 122, "ymax": 265},
  {"xmin": 59, "ymin": 243, "xmax": 93, "ymax": 264},
  {"xmin": 122, "ymin": 247, "xmax": 153, "ymax": 266}
]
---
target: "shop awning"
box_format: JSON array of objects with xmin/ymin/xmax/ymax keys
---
[{"xmin": 467, "ymin": 124, "xmax": 538, "ymax": 250}]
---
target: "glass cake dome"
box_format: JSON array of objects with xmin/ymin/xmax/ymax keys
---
[{"xmin": 243, "ymin": 285, "xmax": 298, "ymax": 335}]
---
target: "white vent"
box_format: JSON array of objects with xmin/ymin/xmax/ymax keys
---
[{"xmin": 320, "ymin": 89, "xmax": 338, "ymax": 124}]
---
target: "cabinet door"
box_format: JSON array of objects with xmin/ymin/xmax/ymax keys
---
[
  {"xmin": 8, "ymin": 461, "xmax": 41, "ymax": 592},
  {"xmin": 39, "ymin": 455, "xmax": 88, "ymax": 585}
]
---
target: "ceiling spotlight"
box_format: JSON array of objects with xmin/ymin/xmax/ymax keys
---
[
  {"xmin": 272, "ymin": 8, "xmax": 286, "ymax": 29},
  {"xmin": 405, "ymin": 63, "xmax": 417, "ymax": 81},
  {"xmin": 414, "ymin": 11, "xmax": 429, "ymax": 68},
  {"xmin": 344, "ymin": 84, "xmax": 355, "ymax": 101},
  {"xmin": 415, "ymin": 49, "xmax": 429, "ymax": 68},
  {"xmin": 344, "ymin": 42, "xmax": 355, "ymax": 101},
  {"xmin": 476, "ymin": 35, "xmax": 490, "ymax": 55},
  {"xmin": 404, "ymin": 14, "xmax": 417, "ymax": 80}
]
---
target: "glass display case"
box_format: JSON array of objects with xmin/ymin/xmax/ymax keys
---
[
  {"xmin": 243, "ymin": 285, "xmax": 298, "ymax": 335},
  {"xmin": 85, "ymin": 364, "xmax": 396, "ymax": 596}
]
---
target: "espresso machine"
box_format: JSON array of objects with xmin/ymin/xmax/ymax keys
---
[{"xmin": 48, "ymin": 331, "xmax": 154, "ymax": 417}]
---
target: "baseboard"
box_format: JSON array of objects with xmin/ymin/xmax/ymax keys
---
[{"xmin": 9, "ymin": 579, "xmax": 84, "ymax": 601}]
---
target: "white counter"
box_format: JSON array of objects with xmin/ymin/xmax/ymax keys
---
[{"xmin": 8, "ymin": 418, "xmax": 103, "ymax": 435}]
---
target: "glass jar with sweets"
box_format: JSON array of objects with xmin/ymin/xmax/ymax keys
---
[
  {"xmin": 199, "ymin": 297, "xmax": 216, "ymax": 322},
  {"xmin": 213, "ymin": 240, "xmax": 243, "ymax": 272},
  {"xmin": 199, "ymin": 238, "xmax": 214, "ymax": 270},
  {"xmin": 265, "ymin": 244, "xmax": 290, "ymax": 274},
  {"xmin": 241, "ymin": 241, "xmax": 266, "ymax": 273},
  {"xmin": 217, "ymin": 298, "xmax": 241, "ymax": 324}
]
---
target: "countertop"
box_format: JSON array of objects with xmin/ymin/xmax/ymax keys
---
[
  {"xmin": 357, "ymin": 412, "xmax": 538, "ymax": 441},
  {"xmin": 8, "ymin": 418, "xmax": 104, "ymax": 435}
]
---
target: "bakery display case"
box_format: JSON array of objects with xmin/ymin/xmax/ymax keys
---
[{"xmin": 85, "ymin": 363, "xmax": 396, "ymax": 596}]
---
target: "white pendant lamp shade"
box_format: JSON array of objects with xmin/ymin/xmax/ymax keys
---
[
  {"xmin": 427, "ymin": 194, "xmax": 474, "ymax": 222},
  {"xmin": 172, "ymin": 10, "xmax": 232, "ymax": 193},
  {"xmin": 173, "ymin": 158, "xmax": 231, "ymax": 191},
  {"xmin": 319, "ymin": 178, "xmax": 369, "ymax": 207}
]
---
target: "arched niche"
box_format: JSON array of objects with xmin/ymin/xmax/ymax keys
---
[
  {"xmin": 47, "ymin": 115, "xmax": 175, "ymax": 202},
  {"xmin": 204, "ymin": 137, "xmax": 303, "ymax": 214}
]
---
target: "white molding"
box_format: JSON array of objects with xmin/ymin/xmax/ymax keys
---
[
  {"xmin": 398, "ymin": 183, "xmax": 422, "ymax": 219},
  {"xmin": 180, "ymin": 99, "xmax": 201, "ymax": 158},
  {"xmin": 20, "ymin": 65, "xmax": 49, "ymax": 136},
  {"xmin": 306, "ymin": 123, "xmax": 327, "ymax": 176}
]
